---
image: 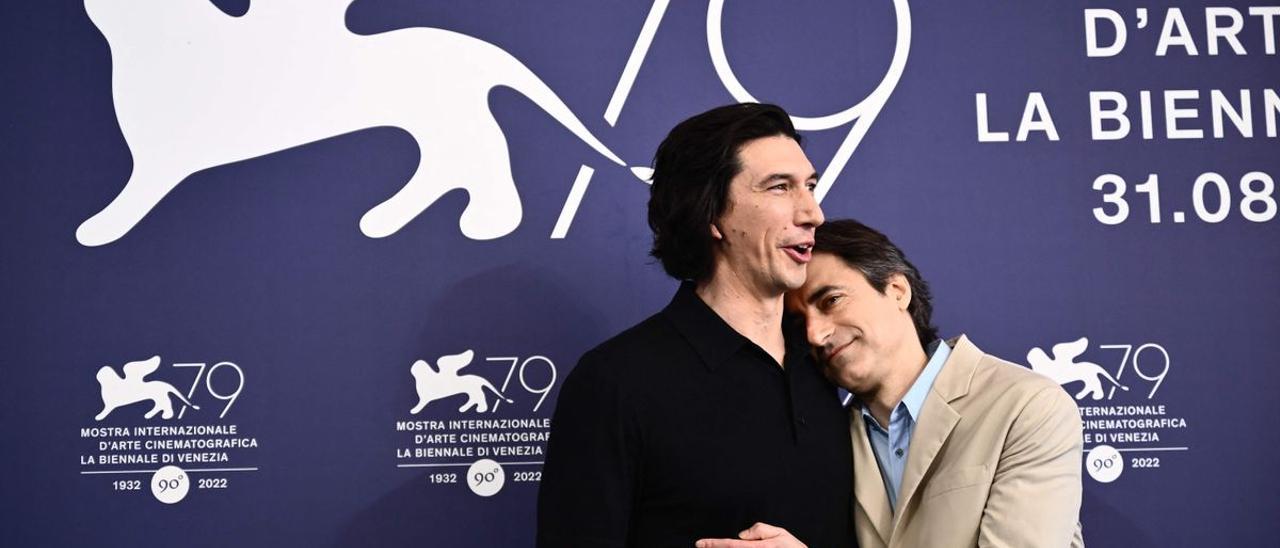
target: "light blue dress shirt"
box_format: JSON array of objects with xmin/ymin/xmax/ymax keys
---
[{"xmin": 860, "ymin": 339, "xmax": 950, "ymax": 512}]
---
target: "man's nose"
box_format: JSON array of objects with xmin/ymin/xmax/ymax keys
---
[
  {"xmin": 806, "ymin": 315, "xmax": 832, "ymax": 348},
  {"xmin": 795, "ymin": 187, "xmax": 824, "ymax": 228}
]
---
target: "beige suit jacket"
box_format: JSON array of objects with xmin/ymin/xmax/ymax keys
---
[{"xmin": 852, "ymin": 335, "xmax": 1084, "ymax": 548}]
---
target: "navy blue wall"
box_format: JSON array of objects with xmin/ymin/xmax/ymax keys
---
[{"xmin": 2, "ymin": 1, "xmax": 1277, "ymax": 546}]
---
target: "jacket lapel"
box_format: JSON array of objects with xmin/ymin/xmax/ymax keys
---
[
  {"xmin": 890, "ymin": 336, "xmax": 982, "ymax": 540},
  {"xmin": 851, "ymin": 410, "xmax": 893, "ymax": 546},
  {"xmin": 892, "ymin": 389, "xmax": 959, "ymax": 532}
]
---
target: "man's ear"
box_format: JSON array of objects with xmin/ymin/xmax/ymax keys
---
[
  {"xmin": 710, "ymin": 222, "xmax": 724, "ymax": 241},
  {"xmin": 887, "ymin": 273, "xmax": 912, "ymax": 311}
]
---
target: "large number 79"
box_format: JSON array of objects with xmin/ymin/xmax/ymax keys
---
[
  {"xmin": 554, "ymin": 0, "xmax": 913, "ymax": 237},
  {"xmin": 173, "ymin": 362, "xmax": 245, "ymax": 419},
  {"xmin": 1097, "ymin": 344, "xmax": 1169, "ymax": 400},
  {"xmin": 485, "ymin": 356, "xmax": 557, "ymax": 413}
]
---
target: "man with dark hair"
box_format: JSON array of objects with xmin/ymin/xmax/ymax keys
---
[
  {"xmin": 536, "ymin": 104, "xmax": 856, "ymax": 547},
  {"xmin": 698, "ymin": 219, "xmax": 1084, "ymax": 548}
]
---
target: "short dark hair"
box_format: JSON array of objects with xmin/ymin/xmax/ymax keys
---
[
  {"xmin": 814, "ymin": 219, "xmax": 940, "ymax": 348},
  {"xmin": 648, "ymin": 103, "xmax": 801, "ymax": 282}
]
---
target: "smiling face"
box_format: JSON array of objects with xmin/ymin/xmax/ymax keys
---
[
  {"xmin": 710, "ymin": 135, "xmax": 823, "ymax": 296},
  {"xmin": 786, "ymin": 252, "xmax": 918, "ymax": 394}
]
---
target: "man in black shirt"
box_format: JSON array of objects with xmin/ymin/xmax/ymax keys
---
[{"xmin": 537, "ymin": 104, "xmax": 856, "ymax": 547}]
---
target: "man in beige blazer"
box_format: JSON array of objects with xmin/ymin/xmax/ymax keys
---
[{"xmin": 698, "ymin": 219, "xmax": 1084, "ymax": 548}]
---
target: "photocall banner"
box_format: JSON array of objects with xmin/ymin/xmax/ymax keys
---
[{"xmin": 2, "ymin": 1, "xmax": 1276, "ymax": 546}]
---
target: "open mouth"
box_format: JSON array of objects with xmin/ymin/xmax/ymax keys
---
[{"xmin": 782, "ymin": 243, "xmax": 813, "ymax": 263}]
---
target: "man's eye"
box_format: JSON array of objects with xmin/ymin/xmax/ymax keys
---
[
  {"xmin": 806, "ymin": 181, "xmax": 818, "ymax": 192},
  {"xmin": 770, "ymin": 183, "xmax": 788, "ymax": 192},
  {"xmin": 821, "ymin": 295, "xmax": 842, "ymax": 309}
]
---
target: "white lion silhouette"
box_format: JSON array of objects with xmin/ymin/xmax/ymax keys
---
[
  {"xmin": 410, "ymin": 350, "xmax": 512, "ymax": 414},
  {"xmin": 78, "ymin": 0, "xmax": 632, "ymax": 246},
  {"xmin": 1027, "ymin": 337, "xmax": 1129, "ymax": 401},
  {"xmin": 95, "ymin": 356, "xmax": 200, "ymax": 420}
]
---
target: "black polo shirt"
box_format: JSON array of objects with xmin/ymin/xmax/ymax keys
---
[{"xmin": 537, "ymin": 283, "xmax": 856, "ymax": 547}]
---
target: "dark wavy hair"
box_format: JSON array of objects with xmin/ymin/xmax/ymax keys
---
[
  {"xmin": 814, "ymin": 219, "xmax": 940, "ymax": 348},
  {"xmin": 647, "ymin": 103, "xmax": 800, "ymax": 282}
]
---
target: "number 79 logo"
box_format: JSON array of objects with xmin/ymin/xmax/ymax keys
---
[
  {"xmin": 1027, "ymin": 337, "xmax": 1168, "ymax": 401},
  {"xmin": 172, "ymin": 361, "xmax": 246, "ymax": 419}
]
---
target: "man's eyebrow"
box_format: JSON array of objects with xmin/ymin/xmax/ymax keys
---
[
  {"xmin": 756, "ymin": 171, "xmax": 821, "ymax": 187},
  {"xmin": 807, "ymin": 284, "xmax": 841, "ymax": 306}
]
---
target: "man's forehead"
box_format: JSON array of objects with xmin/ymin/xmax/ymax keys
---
[
  {"xmin": 805, "ymin": 253, "xmax": 846, "ymax": 282},
  {"xmin": 803, "ymin": 255, "xmax": 872, "ymax": 297},
  {"xmin": 789, "ymin": 274, "xmax": 837, "ymax": 311},
  {"xmin": 737, "ymin": 136, "xmax": 813, "ymax": 178}
]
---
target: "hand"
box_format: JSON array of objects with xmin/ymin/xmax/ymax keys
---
[{"xmin": 694, "ymin": 522, "xmax": 807, "ymax": 548}]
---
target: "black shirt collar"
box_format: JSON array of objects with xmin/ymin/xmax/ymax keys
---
[{"xmin": 662, "ymin": 282, "xmax": 811, "ymax": 371}]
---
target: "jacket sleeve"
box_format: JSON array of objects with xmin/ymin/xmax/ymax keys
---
[
  {"xmin": 536, "ymin": 349, "xmax": 642, "ymax": 548},
  {"xmin": 978, "ymin": 385, "xmax": 1085, "ymax": 548}
]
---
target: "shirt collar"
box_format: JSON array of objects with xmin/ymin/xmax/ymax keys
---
[
  {"xmin": 856, "ymin": 339, "xmax": 951, "ymax": 425},
  {"xmin": 662, "ymin": 282, "xmax": 809, "ymax": 371},
  {"xmin": 899, "ymin": 339, "xmax": 950, "ymax": 421}
]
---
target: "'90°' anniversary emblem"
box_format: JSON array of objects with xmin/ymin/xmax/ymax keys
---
[{"xmin": 77, "ymin": 0, "xmax": 910, "ymax": 247}]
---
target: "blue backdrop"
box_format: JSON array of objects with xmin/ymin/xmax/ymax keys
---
[{"xmin": 2, "ymin": 1, "xmax": 1278, "ymax": 546}]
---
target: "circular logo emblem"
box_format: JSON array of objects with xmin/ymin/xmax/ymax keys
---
[
  {"xmin": 1085, "ymin": 445, "xmax": 1123, "ymax": 483},
  {"xmin": 466, "ymin": 459, "xmax": 505, "ymax": 497},
  {"xmin": 150, "ymin": 465, "xmax": 190, "ymax": 504}
]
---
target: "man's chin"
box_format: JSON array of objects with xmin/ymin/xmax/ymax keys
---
[
  {"xmin": 824, "ymin": 361, "xmax": 867, "ymax": 392},
  {"xmin": 777, "ymin": 269, "xmax": 808, "ymax": 292},
  {"xmin": 766, "ymin": 279, "xmax": 804, "ymax": 297}
]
